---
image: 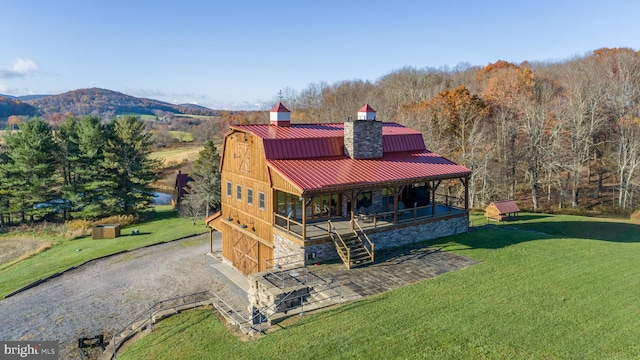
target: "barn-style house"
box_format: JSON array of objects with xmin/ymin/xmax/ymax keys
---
[{"xmin": 206, "ymin": 104, "xmax": 471, "ymax": 275}]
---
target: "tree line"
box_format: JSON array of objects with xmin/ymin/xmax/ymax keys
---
[
  {"xmin": 0, "ymin": 115, "xmax": 158, "ymax": 226},
  {"xmin": 276, "ymin": 48, "xmax": 640, "ymax": 213}
]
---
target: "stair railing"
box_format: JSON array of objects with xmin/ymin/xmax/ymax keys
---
[
  {"xmin": 328, "ymin": 220, "xmax": 351, "ymax": 269},
  {"xmin": 352, "ymin": 219, "xmax": 375, "ymax": 263}
]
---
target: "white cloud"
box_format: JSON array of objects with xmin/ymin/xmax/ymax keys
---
[{"xmin": 0, "ymin": 58, "xmax": 38, "ymax": 79}]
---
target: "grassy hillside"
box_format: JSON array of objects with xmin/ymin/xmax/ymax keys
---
[{"xmin": 120, "ymin": 213, "xmax": 640, "ymax": 359}]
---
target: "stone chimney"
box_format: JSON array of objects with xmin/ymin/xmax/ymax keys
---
[
  {"xmin": 270, "ymin": 102, "xmax": 291, "ymax": 127},
  {"xmin": 344, "ymin": 104, "xmax": 383, "ymax": 159}
]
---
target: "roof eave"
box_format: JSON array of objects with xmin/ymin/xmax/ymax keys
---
[{"xmin": 300, "ymin": 171, "xmax": 472, "ymax": 196}]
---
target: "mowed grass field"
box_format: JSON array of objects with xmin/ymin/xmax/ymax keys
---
[
  {"xmin": 0, "ymin": 206, "xmax": 205, "ymax": 298},
  {"xmin": 120, "ymin": 213, "xmax": 640, "ymax": 360},
  {"xmin": 150, "ymin": 145, "xmax": 203, "ymax": 167}
]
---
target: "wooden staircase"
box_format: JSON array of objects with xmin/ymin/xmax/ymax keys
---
[{"xmin": 328, "ymin": 220, "xmax": 375, "ymax": 269}]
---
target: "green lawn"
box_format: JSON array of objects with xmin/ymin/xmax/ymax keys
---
[
  {"xmin": 120, "ymin": 213, "xmax": 640, "ymax": 360},
  {"xmin": 168, "ymin": 130, "xmax": 193, "ymax": 142},
  {"xmin": 0, "ymin": 206, "xmax": 206, "ymax": 298}
]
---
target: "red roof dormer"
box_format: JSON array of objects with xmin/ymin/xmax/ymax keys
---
[{"xmin": 270, "ymin": 102, "xmax": 291, "ymax": 127}]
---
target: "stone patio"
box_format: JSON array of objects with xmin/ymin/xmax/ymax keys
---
[
  {"xmin": 305, "ymin": 242, "xmax": 477, "ymax": 301},
  {"xmin": 248, "ymin": 240, "xmax": 478, "ymax": 309}
]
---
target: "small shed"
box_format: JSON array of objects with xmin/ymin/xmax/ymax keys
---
[
  {"xmin": 92, "ymin": 224, "xmax": 121, "ymax": 239},
  {"xmin": 485, "ymin": 200, "xmax": 520, "ymax": 221}
]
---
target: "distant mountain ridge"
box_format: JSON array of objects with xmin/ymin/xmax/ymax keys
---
[{"xmin": 0, "ymin": 88, "xmax": 224, "ymax": 119}]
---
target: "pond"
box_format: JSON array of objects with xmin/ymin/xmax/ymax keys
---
[{"xmin": 153, "ymin": 192, "xmax": 173, "ymax": 205}]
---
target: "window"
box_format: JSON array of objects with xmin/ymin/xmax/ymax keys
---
[
  {"xmin": 247, "ymin": 188, "xmax": 253, "ymax": 206},
  {"xmin": 226, "ymin": 182, "xmax": 232, "ymax": 197},
  {"xmin": 259, "ymin": 192, "xmax": 265, "ymax": 210},
  {"xmin": 236, "ymin": 185, "xmax": 242, "ymax": 201}
]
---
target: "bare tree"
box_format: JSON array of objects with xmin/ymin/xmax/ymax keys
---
[
  {"xmin": 180, "ymin": 196, "xmax": 206, "ymax": 225},
  {"xmin": 556, "ymin": 57, "xmax": 608, "ymax": 207},
  {"xmin": 519, "ymin": 78, "xmax": 557, "ymax": 210}
]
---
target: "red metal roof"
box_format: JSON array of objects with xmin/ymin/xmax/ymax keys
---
[
  {"xmin": 232, "ymin": 123, "xmax": 344, "ymax": 139},
  {"xmin": 232, "ymin": 122, "xmax": 426, "ymax": 159},
  {"xmin": 358, "ymin": 104, "xmax": 376, "ymax": 112},
  {"xmin": 263, "ymin": 137, "xmax": 344, "ymax": 159},
  {"xmin": 489, "ymin": 200, "xmax": 520, "ymax": 214},
  {"xmin": 268, "ymin": 150, "xmax": 471, "ymax": 192},
  {"xmin": 270, "ymin": 102, "xmax": 291, "ymax": 112},
  {"xmin": 383, "ymin": 133, "xmax": 424, "ymax": 152}
]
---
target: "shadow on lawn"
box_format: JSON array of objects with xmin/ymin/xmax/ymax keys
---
[{"xmin": 434, "ymin": 218, "xmax": 640, "ymax": 251}]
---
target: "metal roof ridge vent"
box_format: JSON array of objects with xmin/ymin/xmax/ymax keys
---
[
  {"xmin": 344, "ymin": 104, "xmax": 383, "ymax": 159},
  {"xmin": 270, "ymin": 102, "xmax": 291, "ymax": 127}
]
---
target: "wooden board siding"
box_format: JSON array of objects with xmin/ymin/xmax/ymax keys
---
[
  {"xmin": 269, "ymin": 167, "xmax": 303, "ymax": 196},
  {"xmin": 484, "ymin": 204, "xmax": 505, "ymax": 221},
  {"xmin": 220, "ymin": 130, "xmax": 274, "ymax": 244},
  {"xmin": 217, "ymin": 129, "xmax": 276, "ymax": 273},
  {"xmin": 219, "ymin": 219, "xmax": 273, "ymax": 273}
]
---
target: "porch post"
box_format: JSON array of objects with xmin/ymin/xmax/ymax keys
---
[
  {"xmin": 464, "ymin": 176, "xmax": 470, "ymax": 210},
  {"xmin": 431, "ymin": 181, "xmax": 436, "ymax": 216},
  {"xmin": 350, "ymin": 190, "xmax": 355, "ymax": 231},
  {"xmin": 209, "ymin": 227, "xmax": 213, "ymax": 253},
  {"xmin": 393, "ymin": 185, "xmax": 399, "ymax": 223},
  {"xmin": 302, "ymin": 196, "xmax": 307, "ymax": 239},
  {"xmin": 433, "ymin": 180, "xmax": 442, "ymax": 216}
]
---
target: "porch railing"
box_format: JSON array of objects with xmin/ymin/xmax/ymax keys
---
[
  {"xmin": 276, "ymin": 196, "xmax": 467, "ymax": 241},
  {"xmin": 274, "ymin": 212, "xmax": 304, "ymax": 237}
]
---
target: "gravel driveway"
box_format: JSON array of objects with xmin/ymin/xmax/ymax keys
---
[{"xmin": 0, "ymin": 232, "xmax": 248, "ymax": 360}]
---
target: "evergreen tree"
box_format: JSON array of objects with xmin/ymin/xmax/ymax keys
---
[
  {"xmin": 183, "ymin": 140, "xmax": 221, "ymax": 218},
  {"xmin": 0, "ymin": 145, "xmax": 9, "ymax": 227},
  {"xmin": 74, "ymin": 116, "xmax": 108, "ymax": 218},
  {"xmin": 101, "ymin": 116, "xmax": 159, "ymax": 215},
  {"xmin": 56, "ymin": 115, "xmax": 80, "ymax": 219},
  {"xmin": 1, "ymin": 118, "xmax": 59, "ymax": 223}
]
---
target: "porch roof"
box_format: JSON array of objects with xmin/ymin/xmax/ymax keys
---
[{"xmin": 267, "ymin": 150, "xmax": 471, "ymax": 193}]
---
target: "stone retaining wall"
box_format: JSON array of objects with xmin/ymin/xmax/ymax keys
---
[
  {"xmin": 247, "ymin": 272, "xmax": 310, "ymax": 319},
  {"xmin": 366, "ymin": 215, "xmax": 468, "ymax": 250}
]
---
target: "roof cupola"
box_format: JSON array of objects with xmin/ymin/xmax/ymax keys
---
[{"xmin": 270, "ymin": 102, "xmax": 291, "ymax": 127}]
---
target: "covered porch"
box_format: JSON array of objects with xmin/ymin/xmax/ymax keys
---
[{"xmin": 273, "ymin": 176, "xmax": 470, "ymax": 242}]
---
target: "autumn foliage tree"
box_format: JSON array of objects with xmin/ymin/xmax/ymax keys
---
[{"xmin": 477, "ymin": 61, "xmax": 535, "ymax": 199}]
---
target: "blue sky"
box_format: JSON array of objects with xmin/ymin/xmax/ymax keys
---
[{"xmin": 2, "ymin": 0, "xmax": 639, "ymax": 110}]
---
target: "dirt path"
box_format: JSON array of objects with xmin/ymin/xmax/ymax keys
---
[{"xmin": 0, "ymin": 233, "xmax": 247, "ymax": 360}]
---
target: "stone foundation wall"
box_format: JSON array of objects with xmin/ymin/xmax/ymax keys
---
[
  {"xmin": 273, "ymin": 215, "xmax": 468, "ymax": 266},
  {"xmin": 303, "ymin": 242, "xmax": 337, "ymax": 264},
  {"xmin": 272, "ymin": 232, "xmax": 304, "ymax": 267},
  {"xmin": 367, "ymin": 216, "xmax": 468, "ymax": 250}
]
